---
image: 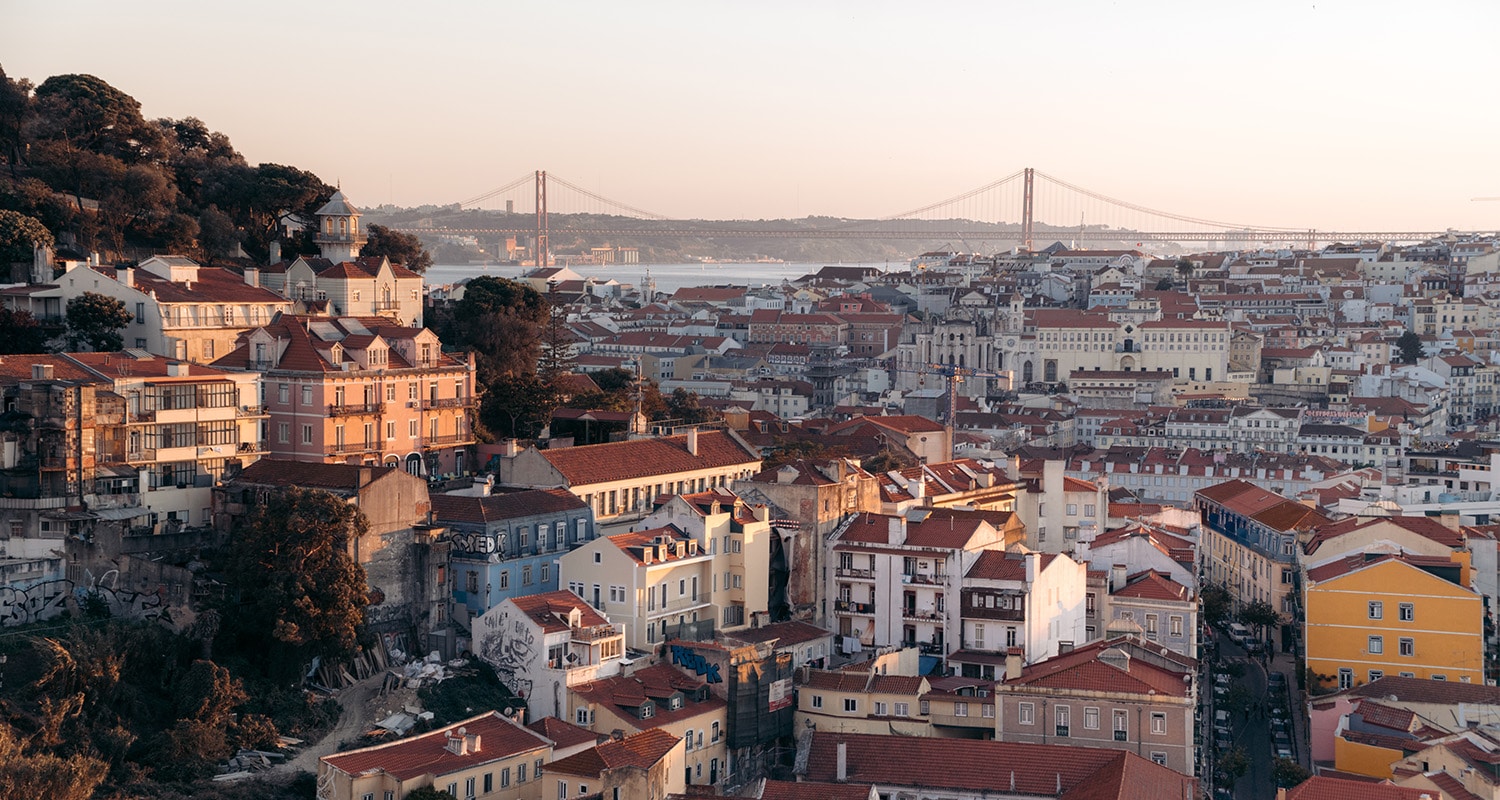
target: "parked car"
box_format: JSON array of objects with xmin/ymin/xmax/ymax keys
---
[{"xmin": 1268, "ymin": 672, "xmax": 1287, "ymax": 689}]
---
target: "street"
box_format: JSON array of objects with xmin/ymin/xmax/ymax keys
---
[{"xmin": 1207, "ymin": 632, "xmax": 1303, "ymax": 799}]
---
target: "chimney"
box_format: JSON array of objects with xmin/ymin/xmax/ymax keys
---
[
  {"xmin": 166, "ymin": 362, "xmax": 186, "ymax": 377},
  {"xmin": 1110, "ymin": 564, "xmax": 1126, "ymax": 593},
  {"xmin": 887, "ymin": 516, "xmax": 904, "ymax": 545},
  {"xmin": 1005, "ymin": 647, "xmax": 1023, "ymax": 681},
  {"xmin": 1439, "ymin": 509, "xmax": 1461, "ymax": 531},
  {"xmin": 268, "ymin": 240, "xmax": 281, "ymax": 265},
  {"xmin": 835, "ymin": 740, "xmax": 848, "ymax": 782},
  {"xmin": 244, "ymin": 266, "xmax": 260, "ymax": 287},
  {"xmin": 906, "ymin": 477, "xmax": 924, "ymax": 499},
  {"xmin": 1025, "ymin": 552, "xmax": 1038, "ymax": 584},
  {"xmin": 118, "ymin": 267, "xmax": 133, "ymax": 288},
  {"xmin": 1044, "ymin": 458, "xmax": 1065, "ymax": 495},
  {"xmin": 686, "ymin": 426, "xmax": 699, "ymax": 456}
]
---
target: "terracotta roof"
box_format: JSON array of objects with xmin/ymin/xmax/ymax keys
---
[
  {"xmin": 836, "ymin": 509, "xmax": 1008, "ymax": 551},
  {"xmin": 229, "ymin": 459, "xmax": 401, "ymax": 494},
  {"xmin": 321, "ymin": 710, "xmax": 550, "ymax": 782},
  {"xmin": 1005, "ymin": 637, "xmax": 1192, "ymax": 698},
  {"xmin": 506, "ymin": 591, "xmax": 610, "ymax": 634},
  {"xmin": 1344, "ymin": 675, "xmax": 1500, "ymax": 706},
  {"xmin": 801, "ymin": 732, "xmax": 1195, "ymax": 798},
  {"xmin": 723, "ymin": 620, "xmax": 831, "ymax": 649},
  {"xmin": 756, "ymin": 779, "xmax": 875, "ymax": 800},
  {"xmin": 965, "ymin": 550, "xmax": 1056, "ymax": 582},
  {"xmin": 539, "ymin": 431, "xmax": 759, "ymax": 487},
  {"xmin": 110, "ymin": 264, "xmax": 290, "ymax": 305},
  {"xmin": 546, "ymin": 728, "xmax": 681, "ymax": 778},
  {"xmin": 526, "ymin": 716, "xmax": 600, "ymax": 750},
  {"xmin": 1283, "ymin": 775, "xmax": 1430, "ymax": 800},
  {"xmin": 430, "ymin": 488, "xmax": 585, "ymax": 525},
  {"xmin": 1113, "ymin": 570, "xmax": 1191, "ymax": 602},
  {"xmin": 1306, "ymin": 552, "xmax": 1463, "ymax": 584},
  {"xmin": 803, "ymin": 670, "xmax": 925, "ymax": 696},
  {"xmin": 1304, "ymin": 515, "xmax": 1467, "ymax": 555},
  {"xmin": 569, "ymin": 664, "xmax": 724, "ymax": 729},
  {"xmin": 605, "ymin": 526, "xmax": 705, "ymax": 565}
]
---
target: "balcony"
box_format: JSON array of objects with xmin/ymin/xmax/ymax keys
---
[
  {"xmin": 423, "ymin": 433, "xmax": 475, "ymax": 447},
  {"xmin": 902, "ymin": 572, "xmax": 945, "ymax": 586},
  {"xmin": 328, "ymin": 402, "xmax": 385, "ymax": 417},
  {"xmin": 835, "ymin": 600, "xmax": 875, "ymax": 615},
  {"xmin": 126, "ymin": 448, "xmax": 157, "ymax": 463},
  {"xmin": 422, "ymin": 396, "xmax": 475, "ymax": 410},
  {"xmin": 571, "ymin": 623, "xmax": 624, "ymax": 643},
  {"xmin": 836, "ymin": 567, "xmax": 875, "ymax": 580},
  {"xmin": 647, "ymin": 596, "xmax": 711, "ymax": 616},
  {"xmin": 329, "ymin": 441, "xmax": 380, "ymax": 455},
  {"xmin": 374, "ymin": 300, "xmax": 402, "ymax": 311},
  {"xmin": 963, "ymin": 604, "xmax": 1025, "ymax": 622},
  {"xmin": 236, "ymin": 405, "xmax": 267, "ymax": 418},
  {"xmin": 902, "ymin": 608, "xmax": 945, "ymax": 622}
]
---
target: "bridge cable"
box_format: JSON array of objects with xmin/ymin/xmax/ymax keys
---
[
  {"xmin": 459, "ymin": 173, "xmax": 537, "ymax": 208},
  {"xmin": 545, "ymin": 174, "xmax": 672, "ymax": 220},
  {"xmin": 880, "ymin": 170, "xmax": 1027, "ymax": 220},
  {"xmin": 1035, "ymin": 171, "xmax": 1305, "ymax": 233}
]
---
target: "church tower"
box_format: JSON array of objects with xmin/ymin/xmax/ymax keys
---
[
  {"xmin": 314, "ymin": 190, "xmax": 367, "ymax": 262},
  {"xmin": 1005, "ymin": 291, "xmax": 1025, "ymax": 334}
]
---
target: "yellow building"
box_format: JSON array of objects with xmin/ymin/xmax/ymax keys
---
[{"xmin": 1303, "ymin": 553, "xmax": 1483, "ymax": 691}]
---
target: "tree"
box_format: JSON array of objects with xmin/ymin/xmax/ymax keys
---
[
  {"xmin": 762, "ymin": 439, "xmax": 847, "ymax": 470},
  {"xmin": 479, "ymin": 372, "xmax": 555, "ymax": 440},
  {"xmin": 0, "ymin": 723, "xmax": 107, "ymax": 800},
  {"xmin": 197, "ymin": 204, "xmax": 239, "ymax": 261},
  {"xmin": 0, "ymin": 307, "xmax": 50, "ymax": 353},
  {"xmin": 1238, "ymin": 600, "xmax": 1282, "ymax": 647},
  {"xmin": 1396, "ymin": 330, "xmax": 1424, "ymax": 365},
  {"xmin": 1201, "ymin": 583, "xmax": 1233, "ymax": 628},
  {"xmin": 1272, "ymin": 757, "xmax": 1311, "ymax": 788},
  {"xmin": 1221, "ymin": 683, "xmax": 1253, "ymax": 716},
  {"xmin": 65, "ymin": 291, "xmax": 132, "ymax": 351},
  {"xmin": 1175, "ymin": 258, "xmax": 1195, "ymax": 282},
  {"xmin": 218, "ymin": 487, "xmax": 370, "ymax": 677},
  {"xmin": 362, "ymin": 223, "xmax": 432, "ymax": 273},
  {"xmin": 664, "ymin": 388, "xmax": 718, "ymax": 425},
  {"xmin": 450, "ymin": 276, "xmax": 547, "ymax": 385},
  {"xmin": 1154, "ymin": 277, "xmax": 1173, "ymax": 290},
  {"xmin": 0, "ymin": 65, "xmax": 31, "ymax": 176},
  {"xmin": 1218, "ymin": 746, "xmax": 1249, "ymax": 787},
  {"xmin": 30, "ymin": 74, "xmax": 163, "ymax": 164},
  {"xmin": 537, "ymin": 294, "xmax": 576, "ymax": 383},
  {"xmin": 0, "ymin": 208, "xmax": 54, "ymax": 264}
]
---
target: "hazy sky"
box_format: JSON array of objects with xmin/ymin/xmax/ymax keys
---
[{"xmin": 6, "ymin": 0, "xmax": 1500, "ymax": 232}]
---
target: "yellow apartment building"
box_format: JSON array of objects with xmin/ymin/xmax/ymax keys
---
[{"xmin": 1303, "ymin": 553, "xmax": 1483, "ymax": 691}]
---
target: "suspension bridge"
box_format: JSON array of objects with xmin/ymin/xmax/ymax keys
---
[{"xmin": 396, "ymin": 169, "xmax": 1474, "ymax": 264}]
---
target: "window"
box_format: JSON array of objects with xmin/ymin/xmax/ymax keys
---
[
  {"xmin": 576, "ymin": 707, "xmax": 592, "ymax": 725},
  {"xmin": 874, "ymin": 701, "xmax": 887, "ymax": 716},
  {"xmin": 1369, "ymin": 670, "xmax": 1385, "ymax": 682},
  {"xmin": 1368, "ymin": 635, "xmax": 1384, "ymax": 655},
  {"xmin": 278, "ymin": 422, "xmax": 288, "ymax": 443},
  {"xmin": 1055, "ymin": 705, "xmax": 1070, "ymax": 737},
  {"xmin": 1150, "ymin": 752, "xmax": 1168, "ymax": 767},
  {"xmin": 301, "ymin": 424, "xmax": 312, "ymax": 444},
  {"xmin": 301, "ymin": 385, "xmax": 312, "ymax": 405},
  {"xmin": 386, "ymin": 421, "xmax": 395, "ymax": 440},
  {"xmin": 1084, "ymin": 707, "xmax": 1100, "ymax": 730},
  {"xmin": 518, "ymin": 761, "xmax": 527, "ymax": 782},
  {"xmin": 499, "ymin": 767, "xmax": 513, "ymax": 787},
  {"xmin": 522, "ymin": 565, "xmax": 533, "ymax": 586},
  {"xmin": 409, "ymin": 419, "xmax": 419, "ymax": 437},
  {"xmin": 447, "ymin": 783, "xmax": 459, "ymax": 796},
  {"xmin": 894, "ymin": 702, "xmax": 909, "ymax": 717},
  {"xmin": 843, "ymin": 698, "xmax": 857, "ymax": 713},
  {"xmin": 1113, "ymin": 710, "xmax": 1128, "ymax": 740},
  {"xmin": 983, "ymin": 704, "xmax": 994, "ymax": 718},
  {"xmin": 1433, "ymin": 675, "xmax": 1447, "ymax": 681},
  {"xmin": 1399, "ymin": 603, "xmax": 1414, "ymax": 622},
  {"xmin": 1400, "ymin": 637, "xmax": 1414, "ymax": 657},
  {"xmin": 1338, "ymin": 668, "xmax": 1354, "ymax": 689},
  {"xmin": 1019, "ymin": 702, "xmax": 1035, "ymax": 725},
  {"xmin": 811, "ymin": 695, "xmax": 823, "ymax": 708},
  {"xmin": 498, "ymin": 571, "xmax": 509, "ymax": 590},
  {"xmin": 465, "ymin": 776, "xmax": 475, "ymax": 797},
  {"xmin": 1368, "ymin": 601, "xmax": 1383, "ymax": 620},
  {"xmin": 954, "ymin": 702, "xmax": 968, "ymax": 717},
  {"xmin": 1150, "ymin": 712, "xmax": 1166, "ymax": 735},
  {"xmin": 1169, "ymin": 616, "xmax": 1184, "ymax": 637}
]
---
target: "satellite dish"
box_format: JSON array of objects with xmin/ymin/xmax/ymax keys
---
[{"xmin": 503, "ymin": 706, "xmax": 514, "ymax": 717}]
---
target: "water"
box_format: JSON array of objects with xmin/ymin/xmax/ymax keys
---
[{"xmin": 422, "ymin": 262, "xmax": 898, "ymax": 295}]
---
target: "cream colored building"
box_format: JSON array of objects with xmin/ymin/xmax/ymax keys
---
[
  {"xmin": 559, "ymin": 525, "xmax": 715, "ymax": 650},
  {"xmin": 499, "ymin": 429, "xmax": 762, "ymax": 531},
  {"xmin": 639, "ymin": 488, "xmax": 771, "ymax": 631},
  {"xmin": 567, "ymin": 663, "xmax": 730, "ymax": 788},
  {"xmin": 795, "ymin": 649, "xmax": 932, "ymax": 736},
  {"xmin": 317, "ymin": 711, "xmax": 552, "ymax": 800}
]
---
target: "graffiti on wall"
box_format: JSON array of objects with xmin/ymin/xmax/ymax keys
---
[
  {"xmin": 670, "ymin": 644, "xmax": 723, "ymax": 683},
  {"xmin": 0, "ymin": 568, "xmax": 170, "ymax": 627},
  {"xmin": 478, "ymin": 607, "xmax": 538, "ymax": 700},
  {"xmin": 440, "ymin": 528, "xmax": 506, "ymax": 558}
]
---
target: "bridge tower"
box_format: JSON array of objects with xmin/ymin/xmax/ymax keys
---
[
  {"xmin": 1022, "ymin": 167, "xmax": 1035, "ymax": 252},
  {"xmin": 535, "ymin": 170, "xmax": 549, "ymax": 267}
]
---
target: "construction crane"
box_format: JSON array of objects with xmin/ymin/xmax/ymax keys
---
[{"xmin": 894, "ymin": 362, "xmax": 1014, "ymax": 460}]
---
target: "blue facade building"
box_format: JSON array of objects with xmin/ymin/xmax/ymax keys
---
[{"xmin": 432, "ymin": 488, "xmax": 597, "ymax": 619}]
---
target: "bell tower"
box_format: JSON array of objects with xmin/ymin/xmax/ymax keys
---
[{"xmin": 314, "ymin": 190, "xmax": 367, "ymax": 262}]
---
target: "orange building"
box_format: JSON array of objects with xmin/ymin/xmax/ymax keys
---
[{"xmin": 217, "ymin": 315, "xmax": 477, "ymax": 477}]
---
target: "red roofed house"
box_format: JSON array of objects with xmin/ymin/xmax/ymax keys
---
[
  {"xmin": 566, "ymin": 663, "xmax": 729, "ymax": 788},
  {"xmin": 639, "ymin": 488, "xmax": 774, "ymax": 631},
  {"xmin": 317, "ymin": 710, "xmax": 552, "ymax": 800},
  {"xmin": 949, "ymin": 548, "xmax": 1087, "ymax": 679},
  {"xmin": 827, "ymin": 508, "xmax": 1019, "ymax": 655},
  {"xmin": 1277, "ymin": 775, "xmax": 1431, "ymax": 800},
  {"xmin": 498, "ymin": 428, "xmax": 762, "ymax": 528},
  {"xmin": 992, "ymin": 635, "xmax": 1200, "ymax": 776},
  {"xmin": 547, "ymin": 727, "xmax": 686, "ymax": 800},
  {"xmin": 474, "ymin": 590, "xmax": 626, "ymax": 722},
  {"xmin": 1099, "ymin": 567, "xmax": 1198, "ymax": 659},
  {"xmin": 215, "ymin": 314, "xmax": 477, "ymax": 478},
  {"xmin": 798, "ymin": 730, "xmax": 1197, "ymax": 799},
  {"xmin": 795, "ymin": 655, "xmax": 933, "ymax": 736},
  {"xmin": 559, "ymin": 525, "xmax": 714, "ymax": 650},
  {"xmin": 1197, "ymin": 479, "xmax": 1333, "ymax": 631}
]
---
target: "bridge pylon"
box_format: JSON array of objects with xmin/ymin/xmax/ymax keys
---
[{"xmin": 535, "ymin": 170, "xmax": 549, "ymax": 267}]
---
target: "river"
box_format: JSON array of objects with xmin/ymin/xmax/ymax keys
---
[{"xmin": 422, "ymin": 262, "xmax": 900, "ymax": 295}]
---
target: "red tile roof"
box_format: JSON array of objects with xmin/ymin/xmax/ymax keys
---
[
  {"xmin": 430, "ymin": 488, "xmax": 586, "ymax": 524},
  {"xmin": 320, "ymin": 710, "xmax": 550, "ymax": 782},
  {"xmin": 539, "ymin": 430, "xmax": 760, "ymax": 486},
  {"xmin": 570, "ymin": 664, "xmax": 724, "ymax": 728},
  {"xmin": 230, "ymin": 459, "xmax": 404, "ymax": 494},
  {"xmin": 1344, "ymin": 675, "xmax": 1500, "ymax": 706},
  {"xmin": 546, "ymin": 728, "xmax": 681, "ymax": 778},
  {"xmin": 1113, "ymin": 570, "xmax": 1191, "ymax": 602},
  {"xmin": 723, "ymin": 620, "xmax": 831, "ymax": 649},
  {"xmin": 757, "ymin": 779, "xmax": 875, "ymax": 800},
  {"xmin": 801, "ymin": 732, "xmax": 1195, "ymax": 798},
  {"xmin": 506, "ymin": 590, "xmax": 610, "ymax": 634},
  {"xmin": 965, "ymin": 550, "xmax": 1056, "ymax": 582},
  {"xmin": 1283, "ymin": 776, "xmax": 1430, "ymax": 800},
  {"xmin": 1304, "ymin": 515, "xmax": 1467, "ymax": 555},
  {"xmin": 1004, "ymin": 637, "xmax": 1193, "ymax": 698},
  {"xmin": 526, "ymin": 716, "xmax": 602, "ymax": 751},
  {"xmin": 605, "ymin": 526, "xmax": 705, "ymax": 565}
]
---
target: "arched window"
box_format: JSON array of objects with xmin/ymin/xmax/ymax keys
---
[
  {"xmin": 405, "ymin": 453, "xmax": 423, "ymax": 475},
  {"xmin": 1023, "ymin": 361, "xmax": 1034, "ymax": 383}
]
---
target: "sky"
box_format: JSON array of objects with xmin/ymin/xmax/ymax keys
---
[{"xmin": 6, "ymin": 0, "xmax": 1500, "ymax": 233}]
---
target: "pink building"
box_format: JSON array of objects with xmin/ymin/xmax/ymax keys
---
[{"xmin": 216, "ymin": 315, "xmax": 477, "ymax": 477}]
